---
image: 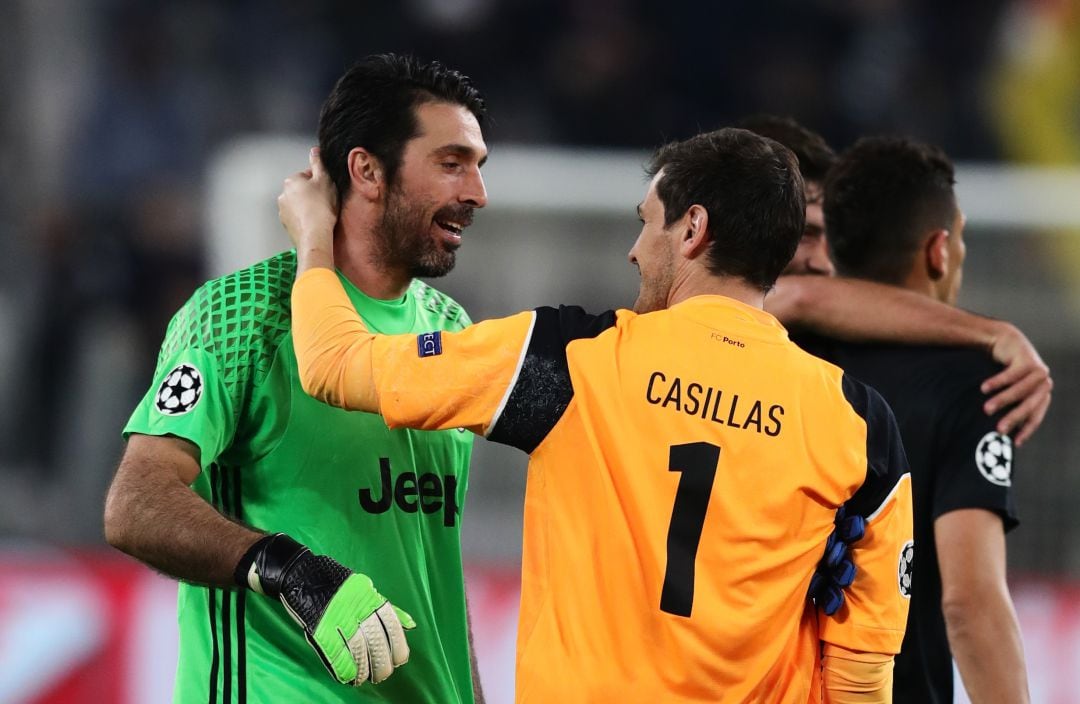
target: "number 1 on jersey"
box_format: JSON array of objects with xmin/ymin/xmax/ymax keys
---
[{"xmin": 660, "ymin": 442, "xmax": 721, "ymax": 617}]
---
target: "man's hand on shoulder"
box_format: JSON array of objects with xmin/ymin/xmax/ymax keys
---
[
  {"xmin": 982, "ymin": 321, "xmax": 1052, "ymax": 447},
  {"xmin": 279, "ymin": 147, "xmax": 339, "ymax": 272}
]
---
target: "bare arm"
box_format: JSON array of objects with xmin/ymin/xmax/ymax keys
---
[
  {"xmin": 768, "ymin": 275, "xmax": 1052, "ymax": 445},
  {"xmin": 936, "ymin": 509, "xmax": 1030, "ymax": 703},
  {"xmin": 104, "ymin": 433, "xmax": 262, "ymax": 586}
]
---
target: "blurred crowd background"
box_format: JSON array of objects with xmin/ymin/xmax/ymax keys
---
[{"xmin": 1, "ymin": 0, "xmax": 1079, "ymax": 577}]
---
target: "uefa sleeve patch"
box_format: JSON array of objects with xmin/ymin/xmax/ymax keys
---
[
  {"xmin": 417, "ymin": 331, "xmax": 443, "ymax": 358},
  {"xmin": 975, "ymin": 431, "xmax": 1012, "ymax": 486},
  {"xmin": 154, "ymin": 363, "xmax": 204, "ymax": 416}
]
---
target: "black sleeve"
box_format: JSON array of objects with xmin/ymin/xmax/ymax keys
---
[
  {"xmin": 487, "ymin": 305, "xmax": 617, "ymax": 453},
  {"xmin": 931, "ymin": 377, "xmax": 1019, "ymax": 531},
  {"xmin": 840, "ymin": 374, "xmax": 911, "ymax": 519}
]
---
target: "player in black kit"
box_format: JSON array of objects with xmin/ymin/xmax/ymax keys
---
[{"xmin": 797, "ymin": 137, "xmax": 1031, "ymax": 703}]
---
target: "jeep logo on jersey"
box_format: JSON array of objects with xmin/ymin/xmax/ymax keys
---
[
  {"xmin": 154, "ymin": 364, "xmax": 203, "ymax": 416},
  {"xmin": 975, "ymin": 431, "xmax": 1013, "ymax": 487},
  {"xmin": 898, "ymin": 541, "xmax": 914, "ymax": 598},
  {"xmin": 359, "ymin": 457, "xmax": 460, "ymax": 527}
]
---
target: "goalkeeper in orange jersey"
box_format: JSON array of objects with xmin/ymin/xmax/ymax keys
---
[{"xmin": 283, "ymin": 133, "xmax": 912, "ymax": 702}]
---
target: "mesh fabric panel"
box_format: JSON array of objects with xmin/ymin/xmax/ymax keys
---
[{"xmin": 157, "ymin": 251, "xmax": 297, "ymax": 421}]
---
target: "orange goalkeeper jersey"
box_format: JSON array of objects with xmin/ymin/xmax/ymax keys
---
[{"xmin": 293, "ymin": 271, "xmax": 913, "ymax": 703}]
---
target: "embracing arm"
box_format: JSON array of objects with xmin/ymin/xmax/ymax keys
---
[
  {"xmin": 104, "ymin": 433, "xmax": 262, "ymax": 585},
  {"xmin": 936, "ymin": 509, "xmax": 1030, "ymax": 703},
  {"xmin": 767, "ymin": 275, "xmax": 1052, "ymax": 445}
]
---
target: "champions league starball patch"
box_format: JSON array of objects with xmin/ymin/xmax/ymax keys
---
[
  {"xmin": 975, "ymin": 431, "xmax": 1013, "ymax": 487},
  {"xmin": 897, "ymin": 541, "xmax": 914, "ymax": 599},
  {"xmin": 154, "ymin": 364, "xmax": 204, "ymax": 416}
]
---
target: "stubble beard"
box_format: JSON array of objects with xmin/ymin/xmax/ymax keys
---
[
  {"xmin": 632, "ymin": 263, "xmax": 674, "ymax": 315},
  {"xmin": 376, "ymin": 186, "xmax": 458, "ymax": 279}
]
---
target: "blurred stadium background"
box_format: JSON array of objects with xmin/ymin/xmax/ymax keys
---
[{"xmin": 1, "ymin": 1, "xmax": 1079, "ymax": 702}]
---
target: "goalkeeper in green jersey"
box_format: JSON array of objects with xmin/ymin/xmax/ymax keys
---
[{"xmin": 104, "ymin": 54, "xmax": 490, "ymax": 703}]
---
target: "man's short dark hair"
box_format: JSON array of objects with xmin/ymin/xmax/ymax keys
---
[
  {"xmin": 318, "ymin": 54, "xmax": 486, "ymax": 197},
  {"xmin": 825, "ymin": 136, "xmax": 957, "ymax": 284},
  {"xmin": 647, "ymin": 128, "xmax": 806, "ymax": 292},
  {"xmin": 738, "ymin": 114, "xmax": 836, "ymax": 185}
]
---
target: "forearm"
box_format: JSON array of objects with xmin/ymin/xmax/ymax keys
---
[
  {"xmin": 944, "ymin": 595, "xmax": 1030, "ymax": 703},
  {"xmin": 291, "ymin": 268, "xmax": 379, "ymax": 412},
  {"xmin": 769, "ymin": 275, "xmax": 1002, "ymax": 348},
  {"xmin": 822, "ymin": 644, "xmax": 894, "ymax": 704},
  {"xmin": 104, "ymin": 456, "xmax": 262, "ymax": 587}
]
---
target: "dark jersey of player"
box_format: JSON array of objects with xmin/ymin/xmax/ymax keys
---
[{"xmin": 796, "ymin": 334, "xmax": 1019, "ymax": 704}]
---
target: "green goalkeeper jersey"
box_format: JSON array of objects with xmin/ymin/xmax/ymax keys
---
[{"xmin": 123, "ymin": 251, "xmax": 476, "ymax": 704}]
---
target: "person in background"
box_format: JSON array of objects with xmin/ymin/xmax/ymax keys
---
[
  {"xmin": 740, "ymin": 114, "xmax": 1052, "ymax": 448},
  {"xmin": 800, "ymin": 136, "xmax": 1030, "ymax": 703}
]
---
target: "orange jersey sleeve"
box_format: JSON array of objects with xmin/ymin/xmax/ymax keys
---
[
  {"xmin": 290, "ymin": 268, "xmax": 379, "ymax": 411},
  {"xmin": 371, "ymin": 311, "xmax": 534, "ymax": 435},
  {"xmin": 821, "ymin": 644, "xmax": 894, "ymax": 703},
  {"xmin": 292, "ymin": 267, "xmax": 533, "ymax": 434},
  {"xmin": 819, "ymin": 377, "xmax": 914, "ymax": 655},
  {"xmin": 291, "ymin": 267, "xmax": 618, "ymax": 442}
]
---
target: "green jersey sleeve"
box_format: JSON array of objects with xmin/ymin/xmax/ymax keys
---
[{"xmin": 124, "ymin": 252, "xmax": 296, "ymax": 469}]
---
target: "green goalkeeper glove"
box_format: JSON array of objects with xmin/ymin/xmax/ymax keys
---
[{"xmin": 234, "ymin": 533, "xmax": 416, "ymax": 685}]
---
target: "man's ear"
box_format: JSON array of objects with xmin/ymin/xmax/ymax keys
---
[
  {"xmin": 680, "ymin": 204, "xmax": 711, "ymax": 259},
  {"xmin": 926, "ymin": 229, "xmax": 950, "ymax": 280},
  {"xmin": 347, "ymin": 147, "xmax": 385, "ymax": 202}
]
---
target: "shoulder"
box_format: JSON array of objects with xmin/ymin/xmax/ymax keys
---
[
  {"xmin": 512, "ymin": 305, "xmax": 622, "ymax": 364},
  {"xmin": 920, "ymin": 345, "xmax": 1003, "ymax": 386},
  {"xmin": 161, "ymin": 251, "xmax": 296, "ymax": 371},
  {"xmin": 801, "ymin": 337, "xmax": 1000, "ymax": 399},
  {"xmin": 838, "ymin": 372, "xmax": 894, "ymax": 425},
  {"xmin": 873, "ymin": 344, "xmax": 1001, "ymax": 411},
  {"xmin": 409, "ymin": 279, "xmax": 472, "ymax": 330}
]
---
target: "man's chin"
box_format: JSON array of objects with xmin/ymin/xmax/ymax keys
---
[
  {"xmin": 632, "ymin": 293, "xmax": 663, "ymax": 315},
  {"xmin": 410, "ymin": 252, "xmax": 457, "ymax": 279}
]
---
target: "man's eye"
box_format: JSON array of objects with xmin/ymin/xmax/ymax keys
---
[{"xmin": 442, "ymin": 162, "xmax": 461, "ymax": 170}]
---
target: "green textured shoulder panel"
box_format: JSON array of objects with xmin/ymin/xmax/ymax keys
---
[
  {"xmin": 159, "ymin": 251, "xmax": 297, "ymax": 394},
  {"xmin": 409, "ymin": 279, "xmax": 472, "ymax": 330}
]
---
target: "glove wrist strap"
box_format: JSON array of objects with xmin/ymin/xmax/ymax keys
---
[{"xmin": 233, "ymin": 533, "xmax": 308, "ymax": 598}]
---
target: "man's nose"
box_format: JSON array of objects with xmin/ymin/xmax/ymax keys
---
[
  {"xmin": 461, "ymin": 168, "xmax": 487, "ymax": 208},
  {"xmin": 808, "ymin": 240, "xmax": 834, "ymax": 276}
]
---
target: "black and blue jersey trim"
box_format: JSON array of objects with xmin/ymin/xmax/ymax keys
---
[
  {"xmin": 839, "ymin": 373, "xmax": 910, "ymax": 520},
  {"xmin": 488, "ymin": 306, "xmax": 617, "ymax": 453}
]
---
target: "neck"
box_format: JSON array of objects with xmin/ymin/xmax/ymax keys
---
[
  {"xmin": 899, "ymin": 265, "xmax": 942, "ymax": 302},
  {"xmin": 333, "ymin": 202, "xmax": 412, "ymax": 301},
  {"xmin": 667, "ymin": 264, "xmax": 765, "ymax": 309}
]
